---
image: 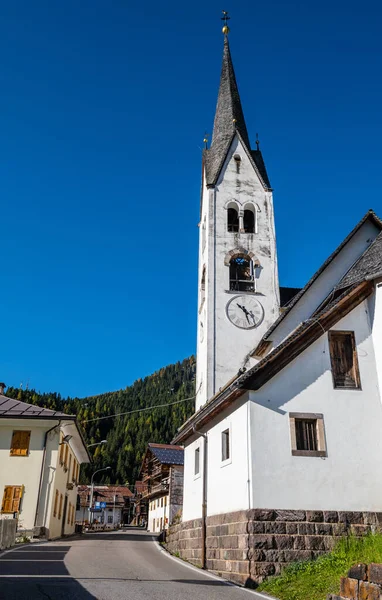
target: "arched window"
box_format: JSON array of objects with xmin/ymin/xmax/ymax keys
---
[
  {"xmin": 244, "ymin": 210, "xmax": 255, "ymax": 233},
  {"xmin": 227, "ymin": 207, "xmax": 239, "ymax": 232},
  {"xmin": 229, "ymin": 255, "xmax": 255, "ymax": 292}
]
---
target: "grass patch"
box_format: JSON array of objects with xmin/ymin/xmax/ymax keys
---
[{"xmin": 257, "ymin": 533, "xmax": 382, "ymax": 600}]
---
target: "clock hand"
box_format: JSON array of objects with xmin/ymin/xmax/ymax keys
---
[{"xmin": 236, "ymin": 303, "xmax": 250, "ymax": 323}]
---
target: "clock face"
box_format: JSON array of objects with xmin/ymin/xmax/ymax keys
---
[{"xmin": 226, "ymin": 295, "xmax": 264, "ymax": 329}]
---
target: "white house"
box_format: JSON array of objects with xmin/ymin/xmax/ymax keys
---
[
  {"xmin": 168, "ymin": 24, "xmax": 382, "ymax": 586},
  {"xmin": 0, "ymin": 387, "xmax": 90, "ymax": 539}
]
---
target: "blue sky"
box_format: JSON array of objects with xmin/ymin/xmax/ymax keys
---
[{"xmin": 1, "ymin": 1, "xmax": 381, "ymax": 397}]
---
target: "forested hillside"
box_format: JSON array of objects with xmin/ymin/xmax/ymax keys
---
[{"xmin": 6, "ymin": 357, "xmax": 195, "ymax": 486}]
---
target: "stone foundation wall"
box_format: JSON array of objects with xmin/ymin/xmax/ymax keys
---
[
  {"xmin": 0, "ymin": 518, "xmax": 17, "ymax": 550},
  {"xmin": 328, "ymin": 563, "xmax": 382, "ymax": 599},
  {"xmin": 166, "ymin": 509, "xmax": 382, "ymax": 587}
]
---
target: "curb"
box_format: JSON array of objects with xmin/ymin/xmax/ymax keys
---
[{"xmin": 152, "ymin": 537, "xmax": 280, "ymax": 600}]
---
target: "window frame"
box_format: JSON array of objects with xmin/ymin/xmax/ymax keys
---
[
  {"xmin": 328, "ymin": 330, "xmax": 361, "ymax": 390},
  {"xmin": 221, "ymin": 427, "xmax": 232, "ymax": 466},
  {"xmin": 289, "ymin": 413, "xmax": 327, "ymax": 457},
  {"xmin": 194, "ymin": 446, "xmax": 200, "ymax": 477},
  {"xmin": 1, "ymin": 485, "xmax": 24, "ymax": 514},
  {"xmin": 229, "ymin": 255, "xmax": 255, "ymax": 292},
  {"xmin": 10, "ymin": 430, "xmax": 31, "ymax": 457}
]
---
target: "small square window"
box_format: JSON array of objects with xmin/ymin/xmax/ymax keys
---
[
  {"xmin": 222, "ymin": 429, "xmax": 230, "ymax": 462},
  {"xmin": 194, "ymin": 447, "xmax": 200, "ymax": 475},
  {"xmin": 290, "ymin": 413, "xmax": 327, "ymax": 457}
]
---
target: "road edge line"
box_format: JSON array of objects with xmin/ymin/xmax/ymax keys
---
[{"xmin": 151, "ymin": 537, "xmax": 280, "ymax": 600}]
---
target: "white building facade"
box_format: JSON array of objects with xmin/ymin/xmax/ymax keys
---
[
  {"xmin": 169, "ymin": 26, "xmax": 382, "ymax": 586},
  {"xmin": 0, "ymin": 391, "xmax": 90, "ymax": 539}
]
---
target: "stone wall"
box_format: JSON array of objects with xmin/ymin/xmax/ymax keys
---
[
  {"xmin": 166, "ymin": 509, "xmax": 382, "ymax": 587},
  {"xmin": 0, "ymin": 518, "xmax": 17, "ymax": 550},
  {"xmin": 328, "ymin": 563, "xmax": 382, "ymax": 599}
]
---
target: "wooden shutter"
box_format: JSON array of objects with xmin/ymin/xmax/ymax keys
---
[
  {"xmin": 54, "ymin": 490, "xmax": 59, "ymax": 517},
  {"xmin": 1, "ymin": 486, "xmax": 23, "ymax": 513},
  {"xmin": 329, "ymin": 331, "xmax": 360, "ymax": 388},
  {"xmin": 58, "ymin": 494, "xmax": 63, "ymax": 519},
  {"xmin": 67, "ymin": 503, "xmax": 71, "ymax": 524},
  {"xmin": 10, "ymin": 431, "xmax": 31, "ymax": 456}
]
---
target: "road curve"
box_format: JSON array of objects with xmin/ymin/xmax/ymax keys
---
[{"xmin": 0, "ymin": 528, "xmax": 272, "ymax": 600}]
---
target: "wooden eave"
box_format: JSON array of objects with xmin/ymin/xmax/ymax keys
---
[{"xmin": 173, "ymin": 280, "xmax": 373, "ymax": 444}]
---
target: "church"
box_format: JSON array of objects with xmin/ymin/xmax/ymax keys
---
[{"xmin": 166, "ymin": 17, "xmax": 382, "ymax": 587}]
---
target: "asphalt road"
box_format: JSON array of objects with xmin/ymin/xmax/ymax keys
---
[{"xmin": 0, "ymin": 529, "xmax": 271, "ymax": 600}]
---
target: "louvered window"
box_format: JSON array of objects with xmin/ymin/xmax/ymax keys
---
[
  {"xmin": 329, "ymin": 331, "xmax": 360, "ymax": 389},
  {"xmin": 295, "ymin": 419, "xmax": 318, "ymax": 451},
  {"xmin": 10, "ymin": 431, "xmax": 31, "ymax": 456},
  {"xmin": 1, "ymin": 486, "xmax": 23, "ymax": 513}
]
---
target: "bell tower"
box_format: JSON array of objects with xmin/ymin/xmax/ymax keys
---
[{"xmin": 196, "ymin": 18, "xmax": 280, "ymax": 410}]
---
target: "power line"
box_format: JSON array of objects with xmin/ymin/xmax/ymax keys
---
[{"xmin": 82, "ymin": 391, "xmax": 198, "ymax": 425}]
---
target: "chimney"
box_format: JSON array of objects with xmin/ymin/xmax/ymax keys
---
[{"xmin": 0, "ymin": 383, "xmax": 6, "ymax": 395}]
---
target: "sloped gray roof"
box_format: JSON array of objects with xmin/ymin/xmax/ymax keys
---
[
  {"xmin": 0, "ymin": 395, "xmax": 74, "ymax": 420},
  {"xmin": 338, "ymin": 231, "xmax": 382, "ymax": 288},
  {"xmin": 204, "ymin": 36, "xmax": 271, "ymax": 188},
  {"xmin": 149, "ymin": 443, "xmax": 184, "ymax": 465},
  {"xmin": 260, "ymin": 210, "xmax": 382, "ymax": 342}
]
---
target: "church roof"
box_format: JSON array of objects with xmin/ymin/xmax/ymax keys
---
[
  {"xmin": 204, "ymin": 36, "xmax": 271, "ymax": 189},
  {"xmin": 257, "ymin": 210, "xmax": 382, "ymax": 346},
  {"xmin": 338, "ymin": 231, "xmax": 382, "ymax": 288}
]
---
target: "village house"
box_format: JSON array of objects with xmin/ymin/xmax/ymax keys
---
[
  {"xmin": 76, "ymin": 484, "xmax": 133, "ymax": 528},
  {"xmin": 139, "ymin": 443, "xmax": 184, "ymax": 533},
  {"xmin": 167, "ymin": 23, "xmax": 382, "ymax": 587},
  {"xmin": 131, "ymin": 480, "xmax": 148, "ymax": 527},
  {"xmin": 0, "ymin": 386, "xmax": 90, "ymax": 539}
]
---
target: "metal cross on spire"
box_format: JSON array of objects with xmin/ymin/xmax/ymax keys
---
[{"xmin": 221, "ymin": 10, "xmax": 230, "ymax": 35}]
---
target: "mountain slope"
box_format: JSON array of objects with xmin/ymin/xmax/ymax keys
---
[{"xmin": 6, "ymin": 356, "xmax": 196, "ymax": 485}]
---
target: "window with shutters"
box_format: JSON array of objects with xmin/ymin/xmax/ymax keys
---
[
  {"xmin": 64, "ymin": 445, "xmax": 69, "ymax": 471},
  {"xmin": 58, "ymin": 493, "xmax": 63, "ymax": 519},
  {"xmin": 1, "ymin": 485, "xmax": 23, "ymax": 513},
  {"xmin": 54, "ymin": 490, "xmax": 59, "ymax": 517},
  {"xmin": 67, "ymin": 502, "xmax": 71, "ymax": 524},
  {"xmin": 71, "ymin": 505, "xmax": 75, "ymax": 526},
  {"xmin": 10, "ymin": 431, "xmax": 31, "ymax": 456},
  {"xmin": 59, "ymin": 437, "xmax": 65, "ymax": 465},
  {"xmin": 329, "ymin": 331, "xmax": 361, "ymax": 389},
  {"xmin": 289, "ymin": 413, "xmax": 327, "ymax": 457}
]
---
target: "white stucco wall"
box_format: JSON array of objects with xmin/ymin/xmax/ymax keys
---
[
  {"xmin": 268, "ymin": 220, "xmax": 380, "ymax": 350},
  {"xmin": 196, "ymin": 135, "xmax": 279, "ymax": 410},
  {"xmin": 183, "ymin": 396, "xmax": 251, "ymax": 521},
  {"xmin": 148, "ymin": 494, "xmax": 170, "ymax": 532},
  {"xmin": 0, "ymin": 420, "xmax": 47, "ymax": 531},
  {"xmin": 250, "ymin": 299, "xmax": 382, "ymax": 511}
]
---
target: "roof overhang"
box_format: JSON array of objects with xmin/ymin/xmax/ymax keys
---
[{"xmin": 173, "ymin": 280, "xmax": 373, "ymax": 444}]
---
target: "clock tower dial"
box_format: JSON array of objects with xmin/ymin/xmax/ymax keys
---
[{"xmin": 226, "ymin": 295, "xmax": 264, "ymax": 329}]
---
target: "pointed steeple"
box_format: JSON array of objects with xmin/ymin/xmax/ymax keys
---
[
  {"xmin": 204, "ymin": 30, "xmax": 271, "ymax": 189},
  {"xmin": 211, "ymin": 36, "xmax": 251, "ymax": 154}
]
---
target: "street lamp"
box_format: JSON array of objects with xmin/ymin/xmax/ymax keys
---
[
  {"xmin": 87, "ymin": 440, "xmax": 107, "ymax": 448},
  {"xmin": 88, "ymin": 466, "xmax": 111, "ymax": 526}
]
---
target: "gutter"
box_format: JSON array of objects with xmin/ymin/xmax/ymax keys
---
[
  {"xmin": 193, "ymin": 425, "xmax": 208, "ymax": 570},
  {"xmin": 34, "ymin": 421, "xmax": 61, "ymax": 528}
]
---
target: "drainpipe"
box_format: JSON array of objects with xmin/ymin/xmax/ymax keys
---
[
  {"xmin": 34, "ymin": 421, "xmax": 61, "ymax": 528},
  {"xmin": 193, "ymin": 425, "xmax": 208, "ymax": 569}
]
